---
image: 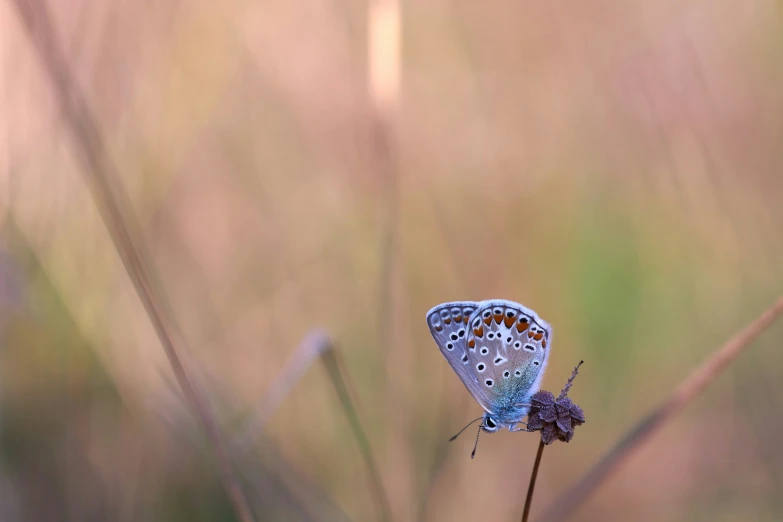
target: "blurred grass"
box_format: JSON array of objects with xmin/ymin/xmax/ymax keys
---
[{"xmin": 2, "ymin": 0, "xmax": 783, "ymax": 521}]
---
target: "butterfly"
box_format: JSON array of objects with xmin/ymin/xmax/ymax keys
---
[{"xmin": 426, "ymin": 299, "xmax": 552, "ymax": 457}]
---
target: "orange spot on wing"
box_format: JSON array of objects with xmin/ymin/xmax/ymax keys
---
[
  {"xmin": 534, "ymin": 332, "xmax": 543, "ymax": 341},
  {"xmin": 528, "ymin": 330, "xmax": 535, "ymax": 338},
  {"xmin": 483, "ymin": 316, "xmax": 492, "ymax": 325},
  {"xmin": 503, "ymin": 315, "xmax": 515, "ymax": 328},
  {"xmin": 454, "ymin": 315, "xmax": 463, "ymax": 323},
  {"xmin": 435, "ymin": 325, "xmax": 442, "ymax": 332},
  {"xmin": 542, "ymin": 339, "xmax": 547, "ymax": 348},
  {"xmin": 444, "ymin": 318, "xmax": 451, "ymax": 325},
  {"xmin": 517, "ymin": 322, "xmax": 529, "ymax": 333},
  {"xmin": 474, "ymin": 326, "xmax": 484, "ymax": 337},
  {"xmin": 468, "ymin": 339, "xmax": 475, "ymax": 348},
  {"xmin": 464, "ymin": 316, "xmax": 469, "ymax": 324},
  {"xmin": 494, "ymin": 313, "xmax": 503, "ymax": 324}
]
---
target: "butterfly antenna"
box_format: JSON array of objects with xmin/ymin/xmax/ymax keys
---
[
  {"xmin": 470, "ymin": 424, "xmax": 482, "ymax": 459},
  {"xmin": 449, "ymin": 416, "xmax": 484, "ymax": 442}
]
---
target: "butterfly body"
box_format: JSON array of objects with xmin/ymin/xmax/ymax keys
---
[
  {"xmin": 426, "ymin": 299, "xmax": 552, "ymax": 436},
  {"xmin": 480, "ymin": 384, "xmax": 534, "ymax": 432}
]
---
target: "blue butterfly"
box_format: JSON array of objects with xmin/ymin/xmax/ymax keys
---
[{"xmin": 426, "ymin": 299, "xmax": 552, "ymax": 457}]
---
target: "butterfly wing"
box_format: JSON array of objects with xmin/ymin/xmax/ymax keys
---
[
  {"xmin": 426, "ymin": 301, "xmax": 495, "ymax": 412},
  {"xmin": 464, "ymin": 299, "xmax": 552, "ymax": 414}
]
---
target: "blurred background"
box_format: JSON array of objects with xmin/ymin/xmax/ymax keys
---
[{"xmin": 1, "ymin": 1, "xmax": 783, "ymax": 521}]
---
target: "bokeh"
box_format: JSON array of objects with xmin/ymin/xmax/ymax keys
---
[{"xmin": 1, "ymin": 1, "xmax": 783, "ymax": 521}]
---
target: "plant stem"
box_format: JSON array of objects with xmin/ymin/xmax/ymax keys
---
[
  {"xmin": 235, "ymin": 331, "xmax": 332, "ymax": 453},
  {"xmin": 9, "ymin": 2, "xmax": 255, "ymax": 520},
  {"xmin": 537, "ymin": 296, "xmax": 783, "ymax": 522},
  {"xmin": 322, "ymin": 344, "xmax": 392, "ymax": 522},
  {"xmin": 522, "ymin": 439, "xmax": 546, "ymax": 522}
]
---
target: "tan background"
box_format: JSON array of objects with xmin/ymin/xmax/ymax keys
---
[{"xmin": 1, "ymin": 1, "xmax": 782, "ymax": 521}]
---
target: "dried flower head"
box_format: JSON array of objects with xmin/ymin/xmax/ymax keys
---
[{"xmin": 527, "ymin": 361, "xmax": 585, "ymax": 444}]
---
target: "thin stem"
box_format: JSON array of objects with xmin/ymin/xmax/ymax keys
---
[
  {"xmin": 235, "ymin": 331, "xmax": 332, "ymax": 453},
  {"xmin": 321, "ymin": 343, "xmax": 392, "ymax": 522},
  {"xmin": 558, "ymin": 361, "xmax": 584, "ymax": 401},
  {"xmin": 538, "ymin": 296, "xmax": 783, "ymax": 522},
  {"xmin": 8, "ymin": 1, "xmax": 255, "ymax": 520},
  {"xmin": 522, "ymin": 439, "xmax": 546, "ymax": 522},
  {"xmin": 231, "ymin": 331, "xmax": 391, "ymax": 521}
]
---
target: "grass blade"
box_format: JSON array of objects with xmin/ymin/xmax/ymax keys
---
[
  {"xmin": 321, "ymin": 339, "xmax": 393, "ymax": 522},
  {"xmin": 537, "ymin": 296, "xmax": 783, "ymax": 522},
  {"xmin": 8, "ymin": 1, "xmax": 255, "ymax": 520}
]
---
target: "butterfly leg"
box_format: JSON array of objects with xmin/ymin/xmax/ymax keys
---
[{"xmin": 508, "ymin": 422, "xmax": 528, "ymax": 432}]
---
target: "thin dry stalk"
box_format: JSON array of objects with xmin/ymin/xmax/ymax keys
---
[
  {"xmin": 522, "ymin": 440, "xmax": 546, "ymax": 522},
  {"xmin": 234, "ymin": 331, "xmax": 391, "ymax": 522},
  {"xmin": 9, "ymin": 1, "xmax": 255, "ymax": 520},
  {"xmin": 235, "ymin": 330, "xmax": 333, "ymax": 452},
  {"xmin": 321, "ymin": 341, "xmax": 393, "ymax": 522},
  {"xmin": 537, "ymin": 296, "xmax": 783, "ymax": 522},
  {"xmin": 368, "ymin": 2, "xmax": 406, "ymax": 519}
]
